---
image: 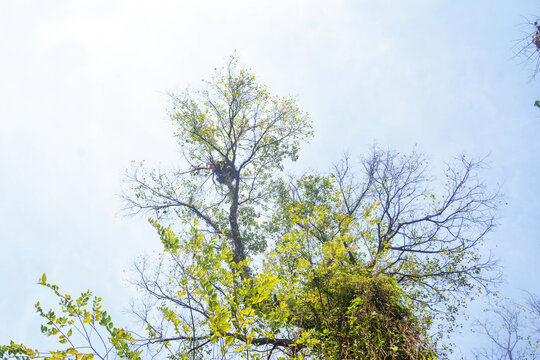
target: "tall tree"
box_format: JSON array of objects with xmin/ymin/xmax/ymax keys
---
[
  {"xmin": 2, "ymin": 57, "xmax": 499, "ymax": 360},
  {"xmin": 125, "ymin": 56, "xmax": 312, "ymax": 270},
  {"xmin": 123, "ymin": 57, "xmax": 498, "ymax": 358}
]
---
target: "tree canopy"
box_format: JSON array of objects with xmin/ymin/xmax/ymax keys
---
[{"xmin": 1, "ymin": 57, "xmax": 500, "ymax": 360}]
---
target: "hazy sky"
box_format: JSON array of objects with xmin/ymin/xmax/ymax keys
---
[{"xmin": 1, "ymin": 1, "xmax": 539, "ymax": 357}]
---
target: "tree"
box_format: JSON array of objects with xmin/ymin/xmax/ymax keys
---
[
  {"xmin": 515, "ymin": 16, "xmax": 540, "ymax": 107},
  {"xmin": 122, "ymin": 57, "xmax": 499, "ymax": 358},
  {"xmin": 469, "ymin": 294, "xmax": 540, "ymax": 360},
  {"xmin": 516, "ymin": 17, "xmax": 540, "ymax": 80},
  {"xmin": 2, "ymin": 56, "xmax": 500, "ymax": 360}
]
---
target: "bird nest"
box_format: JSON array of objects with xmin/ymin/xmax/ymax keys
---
[
  {"xmin": 210, "ymin": 160, "xmax": 236, "ymax": 186},
  {"xmin": 190, "ymin": 156, "xmax": 237, "ymax": 186}
]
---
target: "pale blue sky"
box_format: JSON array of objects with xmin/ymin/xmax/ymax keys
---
[{"xmin": 1, "ymin": 1, "xmax": 539, "ymax": 357}]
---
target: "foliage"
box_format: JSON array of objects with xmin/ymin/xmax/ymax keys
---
[
  {"xmin": 292, "ymin": 267, "xmax": 436, "ymax": 359},
  {"xmin": 125, "ymin": 55, "xmax": 312, "ymax": 267},
  {"xmin": 272, "ymin": 152, "xmax": 499, "ymax": 329},
  {"xmin": 123, "ymin": 57, "xmax": 498, "ymax": 358},
  {"xmin": 0, "ymin": 275, "xmax": 141, "ymax": 360},
  {"xmin": 129, "ymin": 215, "xmax": 437, "ymax": 359},
  {"xmin": 2, "ymin": 56, "xmax": 500, "ymax": 359}
]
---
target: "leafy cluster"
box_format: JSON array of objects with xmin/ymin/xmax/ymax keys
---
[
  {"xmin": 0, "ymin": 275, "xmax": 140, "ymax": 360},
  {"xmin": 295, "ymin": 270, "xmax": 435, "ymax": 359}
]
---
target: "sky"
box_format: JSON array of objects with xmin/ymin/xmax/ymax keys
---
[{"xmin": 1, "ymin": 0, "xmax": 539, "ymax": 357}]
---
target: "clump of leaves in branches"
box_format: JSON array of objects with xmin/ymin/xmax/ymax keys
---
[
  {"xmin": 0, "ymin": 275, "xmax": 141, "ymax": 360},
  {"xmin": 292, "ymin": 266, "xmax": 436, "ymax": 359}
]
